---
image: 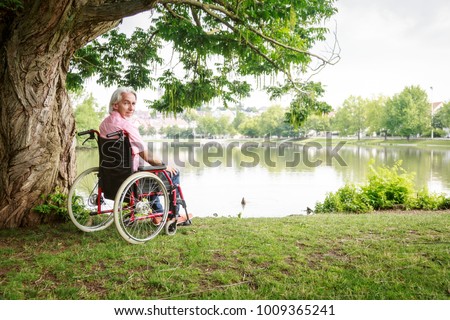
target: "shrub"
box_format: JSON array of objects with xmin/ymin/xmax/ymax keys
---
[
  {"xmin": 361, "ymin": 161, "xmax": 415, "ymax": 210},
  {"xmin": 439, "ymin": 197, "xmax": 450, "ymax": 210},
  {"xmin": 407, "ymin": 187, "xmax": 448, "ymax": 210},
  {"xmin": 315, "ymin": 184, "xmax": 373, "ymax": 214},
  {"xmin": 315, "ymin": 191, "xmax": 339, "ymax": 213},
  {"xmin": 33, "ymin": 187, "xmax": 70, "ymax": 222},
  {"xmin": 314, "ymin": 161, "xmax": 448, "ymax": 214}
]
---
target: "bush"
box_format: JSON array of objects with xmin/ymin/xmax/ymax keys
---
[
  {"xmin": 361, "ymin": 161, "xmax": 415, "ymax": 210},
  {"xmin": 33, "ymin": 187, "xmax": 70, "ymax": 222},
  {"xmin": 314, "ymin": 161, "xmax": 449, "ymax": 214},
  {"xmin": 315, "ymin": 184, "xmax": 372, "ymax": 214},
  {"xmin": 439, "ymin": 197, "xmax": 450, "ymax": 210},
  {"xmin": 407, "ymin": 187, "xmax": 449, "ymax": 210}
]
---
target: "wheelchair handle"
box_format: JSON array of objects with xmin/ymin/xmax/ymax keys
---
[
  {"xmin": 78, "ymin": 129, "xmax": 96, "ymax": 137},
  {"xmin": 77, "ymin": 129, "xmax": 99, "ymax": 145},
  {"xmin": 106, "ymin": 130, "xmax": 126, "ymax": 138}
]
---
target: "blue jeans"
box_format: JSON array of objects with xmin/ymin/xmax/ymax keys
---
[{"xmin": 152, "ymin": 170, "xmax": 180, "ymax": 213}]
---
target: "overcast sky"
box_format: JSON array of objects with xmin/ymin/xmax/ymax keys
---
[
  {"xmin": 89, "ymin": 0, "xmax": 450, "ymax": 110},
  {"xmin": 314, "ymin": 0, "xmax": 450, "ymax": 107}
]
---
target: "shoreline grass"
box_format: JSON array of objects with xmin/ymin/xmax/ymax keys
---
[{"xmin": 1, "ymin": 212, "xmax": 449, "ymax": 300}]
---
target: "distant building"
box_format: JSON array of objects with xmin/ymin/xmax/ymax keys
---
[
  {"xmin": 130, "ymin": 110, "xmax": 189, "ymax": 132},
  {"xmin": 432, "ymin": 102, "xmax": 444, "ymax": 114}
]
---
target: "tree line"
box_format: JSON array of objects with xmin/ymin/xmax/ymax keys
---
[
  {"xmin": 74, "ymin": 85, "xmax": 449, "ymax": 141},
  {"xmin": 74, "ymin": 95, "xmax": 295, "ymax": 141},
  {"xmin": 331, "ymin": 86, "xmax": 450, "ymax": 139},
  {"xmin": 158, "ymin": 105, "xmax": 295, "ymax": 139}
]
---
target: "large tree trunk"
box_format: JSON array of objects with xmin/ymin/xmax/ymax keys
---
[
  {"xmin": 0, "ymin": 58, "xmax": 75, "ymax": 227},
  {"xmin": 0, "ymin": 1, "xmax": 127, "ymax": 228}
]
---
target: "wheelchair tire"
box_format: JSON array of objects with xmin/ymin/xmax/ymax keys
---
[
  {"xmin": 68, "ymin": 167, "xmax": 114, "ymax": 232},
  {"xmin": 114, "ymin": 172, "xmax": 169, "ymax": 244},
  {"xmin": 164, "ymin": 218, "xmax": 177, "ymax": 236}
]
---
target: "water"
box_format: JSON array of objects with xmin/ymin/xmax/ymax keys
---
[{"xmin": 76, "ymin": 140, "xmax": 450, "ymax": 218}]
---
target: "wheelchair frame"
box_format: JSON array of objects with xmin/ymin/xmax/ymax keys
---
[{"xmin": 68, "ymin": 129, "xmax": 190, "ymax": 244}]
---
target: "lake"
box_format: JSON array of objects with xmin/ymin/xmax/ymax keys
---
[{"xmin": 76, "ymin": 139, "xmax": 450, "ymax": 218}]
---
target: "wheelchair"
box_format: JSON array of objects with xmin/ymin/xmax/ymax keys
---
[{"xmin": 68, "ymin": 129, "xmax": 190, "ymax": 244}]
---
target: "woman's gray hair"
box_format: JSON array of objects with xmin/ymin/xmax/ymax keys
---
[{"xmin": 108, "ymin": 87, "xmax": 137, "ymax": 114}]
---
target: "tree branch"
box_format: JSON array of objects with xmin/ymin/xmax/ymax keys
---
[
  {"xmin": 190, "ymin": 3, "xmax": 284, "ymax": 75},
  {"xmin": 159, "ymin": 1, "xmax": 281, "ymax": 70},
  {"xmin": 190, "ymin": 6, "xmax": 202, "ymax": 28},
  {"xmin": 158, "ymin": 0, "xmax": 339, "ymax": 94},
  {"xmin": 163, "ymin": 3, "xmax": 190, "ymax": 23},
  {"xmin": 80, "ymin": 0, "xmax": 158, "ymax": 22},
  {"xmin": 159, "ymin": 0, "xmax": 338, "ymax": 66}
]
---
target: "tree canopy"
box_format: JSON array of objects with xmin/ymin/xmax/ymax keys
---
[
  {"xmin": 68, "ymin": 0, "xmax": 339, "ymax": 124},
  {"xmin": 433, "ymin": 102, "xmax": 450, "ymax": 130},
  {"xmin": 331, "ymin": 96, "xmax": 366, "ymax": 138},
  {"xmin": 328, "ymin": 86, "xmax": 437, "ymax": 139},
  {"xmin": 384, "ymin": 86, "xmax": 430, "ymax": 139}
]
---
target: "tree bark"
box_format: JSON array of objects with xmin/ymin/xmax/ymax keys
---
[{"xmin": 0, "ymin": 0, "xmax": 157, "ymax": 228}]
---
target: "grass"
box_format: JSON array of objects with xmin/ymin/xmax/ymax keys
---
[{"xmin": 1, "ymin": 212, "xmax": 449, "ymax": 300}]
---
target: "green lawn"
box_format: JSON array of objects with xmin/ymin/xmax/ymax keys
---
[{"xmin": 1, "ymin": 212, "xmax": 449, "ymax": 300}]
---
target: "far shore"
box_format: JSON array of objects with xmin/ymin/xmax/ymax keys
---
[{"xmin": 76, "ymin": 136, "xmax": 450, "ymax": 150}]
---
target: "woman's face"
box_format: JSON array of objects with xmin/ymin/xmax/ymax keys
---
[{"xmin": 113, "ymin": 92, "xmax": 136, "ymax": 118}]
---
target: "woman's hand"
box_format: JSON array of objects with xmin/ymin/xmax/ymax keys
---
[{"xmin": 165, "ymin": 165, "xmax": 178, "ymax": 176}]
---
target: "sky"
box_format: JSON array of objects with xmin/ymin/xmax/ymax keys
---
[
  {"xmin": 314, "ymin": 0, "xmax": 450, "ymax": 107},
  {"xmin": 88, "ymin": 0, "xmax": 450, "ymax": 110}
]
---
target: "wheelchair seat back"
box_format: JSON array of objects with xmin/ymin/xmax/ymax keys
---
[{"xmin": 98, "ymin": 135, "xmax": 133, "ymax": 200}]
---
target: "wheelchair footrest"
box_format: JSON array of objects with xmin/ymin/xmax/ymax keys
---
[{"xmin": 177, "ymin": 219, "xmax": 192, "ymax": 226}]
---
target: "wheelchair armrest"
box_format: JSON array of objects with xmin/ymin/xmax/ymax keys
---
[{"xmin": 138, "ymin": 165, "xmax": 167, "ymax": 171}]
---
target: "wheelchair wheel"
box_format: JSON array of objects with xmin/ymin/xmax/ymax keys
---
[
  {"xmin": 164, "ymin": 218, "xmax": 177, "ymax": 236},
  {"xmin": 68, "ymin": 167, "xmax": 114, "ymax": 232},
  {"xmin": 114, "ymin": 172, "xmax": 169, "ymax": 244}
]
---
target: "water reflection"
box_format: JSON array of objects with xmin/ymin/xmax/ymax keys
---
[{"xmin": 76, "ymin": 141, "xmax": 450, "ymax": 218}]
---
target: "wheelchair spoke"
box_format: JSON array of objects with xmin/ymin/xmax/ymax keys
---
[
  {"xmin": 68, "ymin": 167, "xmax": 114, "ymax": 232},
  {"xmin": 114, "ymin": 172, "xmax": 169, "ymax": 244}
]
